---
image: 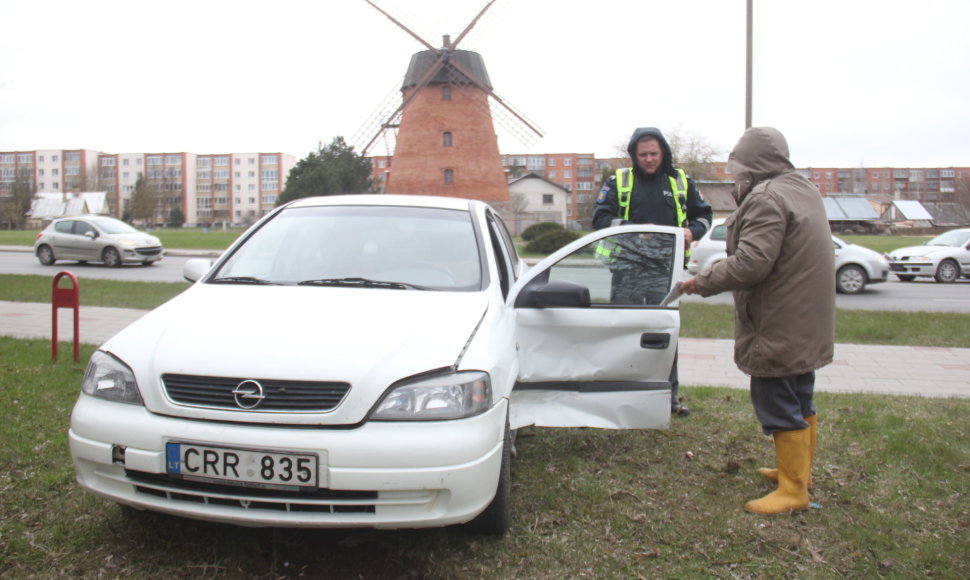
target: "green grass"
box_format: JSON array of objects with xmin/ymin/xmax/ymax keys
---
[
  {"xmin": 0, "ymin": 274, "xmax": 188, "ymax": 310},
  {"xmin": 1, "ymin": 337, "xmax": 967, "ymax": 579},
  {"xmin": 680, "ymin": 301, "xmax": 970, "ymax": 347},
  {"xmin": 838, "ymin": 234, "xmax": 930, "ymax": 254}
]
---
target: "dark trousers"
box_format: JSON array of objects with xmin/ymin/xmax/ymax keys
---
[
  {"xmin": 749, "ymin": 372, "xmax": 816, "ymax": 435},
  {"xmin": 669, "ymin": 350, "xmax": 680, "ymax": 407}
]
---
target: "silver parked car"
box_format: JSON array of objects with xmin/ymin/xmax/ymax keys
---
[
  {"xmin": 886, "ymin": 228, "xmax": 970, "ymax": 283},
  {"xmin": 687, "ymin": 218, "xmax": 890, "ymax": 294},
  {"xmin": 34, "ymin": 215, "xmax": 164, "ymax": 267}
]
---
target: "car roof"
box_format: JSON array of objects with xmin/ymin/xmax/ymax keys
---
[{"xmin": 285, "ymin": 194, "xmax": 481, "ymax": 213}]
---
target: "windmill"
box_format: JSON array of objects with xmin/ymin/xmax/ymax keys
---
[{"xmin": 353, "ymin": 0, "xmax": 543, "ymax": 202}]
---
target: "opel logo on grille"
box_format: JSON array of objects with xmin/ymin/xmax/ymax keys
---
[{"xmin": 232, "ymin": 380, "xmax": 266, "ymax": 409}]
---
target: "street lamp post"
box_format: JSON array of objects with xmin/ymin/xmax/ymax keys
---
[{"xmin": 746, "ymin": 0, "xmax": 753, "ymax": 129}]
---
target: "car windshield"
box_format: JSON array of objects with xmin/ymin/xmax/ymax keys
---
[
  {"xmin": 89, "ymin": 217, "xmax": 139, "ymax": 235},
  {"xmin": 211, "ymin": 204, "xmax": 484, "ymax": 291},
  {"xmin": 927, "ymin": 230, "xmax": 970, "ymax": 247}
]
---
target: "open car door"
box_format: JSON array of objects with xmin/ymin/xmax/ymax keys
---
[{"xmin": 508, "ymin": 224, "xmax": 683, "ymax": 430}]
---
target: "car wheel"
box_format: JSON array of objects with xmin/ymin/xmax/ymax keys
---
[
  {"xmin": 934, "ymin": 259, "xmax": 959, "ymax": 283},
  {"xmin": 102, "ymin": 247, "xmax": 122, "ymax": 268},
  {"xmin": 896, "ymin": 275, "xmax": 916, "ymax": 282},
  {"xmin": 836, "ymin": 265, "xmax": 866, "ymax": 294},
  {"xmin": 36, "ymin": 245, "xmax": 56, "ymax": 266},
  {"xmin": 463, "ymin": 418, "xmax": 511, "ymax": 535}
]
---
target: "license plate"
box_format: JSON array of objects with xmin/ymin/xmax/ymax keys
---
[{"xmin": 166, "ymin": 442, "xmax": 318, "ymax": 490}]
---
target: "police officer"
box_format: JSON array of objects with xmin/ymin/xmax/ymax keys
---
[{"xmin": 593, "ymin": 126, "xmax": 712, "ymax": 416}]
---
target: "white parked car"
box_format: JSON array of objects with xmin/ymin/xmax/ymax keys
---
[
  {"xmin": 69, "ymin": 194, "xmax": 682, "ymax": 534},
  {"xmin": 687, "ymin": 218, "xmax": 890, "ymax": 294},
  {"xmin": 886, "ymin": 228, "xmax": 970, "ymax": 283}
]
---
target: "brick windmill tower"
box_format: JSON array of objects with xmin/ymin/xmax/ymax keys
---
[{"xmin": 356, "ymin": 0, "xmax": 542, "ymax": 202}]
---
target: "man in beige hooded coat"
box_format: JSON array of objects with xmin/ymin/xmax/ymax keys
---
[{"xmin": 681, "ymin": 127, "xmax": 835, "ymax": 514}]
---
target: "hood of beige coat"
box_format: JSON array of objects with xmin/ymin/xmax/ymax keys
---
[{"xmin": 726, "ymin": 127, "xmax": 795, "ymax": 202}]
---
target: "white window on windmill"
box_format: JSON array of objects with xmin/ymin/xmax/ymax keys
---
[
  {"xmin": 442, "ymin": 86, "xmax": 452, "ymax": 100},
  {"xmin": 444, "ymin": 169, "xmax": 454, "ymax": 185},
  {"xmin": 442, "ymin": 132, "xmax": 453, "ymax": 147}
]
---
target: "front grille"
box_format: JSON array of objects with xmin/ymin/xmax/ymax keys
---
[
  {"xmin": 162, "ymin": 374, "xmax": 350, "ymax": 411},
  {"xmin": 127, "ymin": 470, "xmax": 377, "ymax": 514},
  {"xmin": 135, "ymin": 246, "xmax": 163, "ymax": 257}
]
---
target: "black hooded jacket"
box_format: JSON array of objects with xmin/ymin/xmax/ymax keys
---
[{"xmin": 592, "ymin": 127, "xmax": 712, "ymax": 241}]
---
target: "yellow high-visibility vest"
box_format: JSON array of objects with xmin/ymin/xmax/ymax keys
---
[{"xmin": 615, "ymin": 167, "xmax": 688, "ymax": 227}]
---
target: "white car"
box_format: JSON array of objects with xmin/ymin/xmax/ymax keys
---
[
  {"xmin": 886, "ymin": 228, "xmax": 970, "ymax": 283},
  {"xmin": 69, "ymin": 194, "xmax": 682, "ymax": 534},
  {"xmin": 687, "ymin": 218, "xmax": 890, "ymax": 294}
]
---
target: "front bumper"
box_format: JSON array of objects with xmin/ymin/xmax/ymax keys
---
[
  {"xmin": 889, "ymin": 262, "xmax": 933, "ymax": 276},
  {"xmin": 70, "ymin": 394, "xmax": 507, "ymax": 529},
  {"xmin": 122, "ymin": 246, "xmax": 164, "ymax": 264}
]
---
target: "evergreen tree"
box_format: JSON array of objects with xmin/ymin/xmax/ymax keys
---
[{"xmin": 278, "ymin": 137, "xmax": 372, "ymax": 205}]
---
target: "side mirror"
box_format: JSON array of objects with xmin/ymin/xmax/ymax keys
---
[
  {"xmin": 515, "ymin": 279, "xmax": 591, "ymax": 308},
  {"xmin": 84, "ymin": 231, "xmax": 96, "ymax": 239},
  {"xmin": 183, "ymin": 258, "xmax": 214, "ymax": 282}
]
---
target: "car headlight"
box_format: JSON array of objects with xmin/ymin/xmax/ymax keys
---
[
  {"xmin": 81, "ymin": 351, "xmax": 144, "ymax": 405},
  {"xmin": 371, "ymin": 371, "xmax": 491, "ymax": 421}
]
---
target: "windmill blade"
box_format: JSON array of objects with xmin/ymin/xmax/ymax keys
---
[
  {"xmin": 351, "ymin": 81, "xmax": 403, "ymax": 155},
  {"xmin": 449, "ymin": 0, "xmax": 499, "ymax": 50},
  {"xmin": 361, "ymin": 0, "xmax": 438, "ymax": 53},
  {"xmin": 354, "ymin": 55, "xmax": 449, "ymax": 155},
  {"xmin": 446, "ymin": 56, "xmax": 543, "ymax": 141}
]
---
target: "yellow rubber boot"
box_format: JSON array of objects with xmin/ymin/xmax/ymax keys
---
[
  {"xmin": 757, "ymin": 414, "xmax": 816, "ymax": 485},
  {"xmin": 745, "ymin": 428, "xmax": 811, "ymax": 514}
]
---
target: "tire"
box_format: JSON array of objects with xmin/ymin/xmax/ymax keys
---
[
  {"xmin": 102, "ymin": 247, "xmax": 122, "ymax": 268},
  {"xmin": 36, "ymin": 245, "xmax": 55, "ymax": 266},
  {"xmin": 836, "ymin": 264, "xmax": 867, "ymax": 294},
  {"xmin": 463, "ymin": 418, "xmax": 511, "ymax": 535},
  {"xmin": 896, "ymin": 275, "xmax": 916, "ymax": 282},
  {"xmin": 934, "ymin": 259, "xmax": 959, "ymax": 283}
]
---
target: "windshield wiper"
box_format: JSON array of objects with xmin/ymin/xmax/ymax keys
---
[
  {"xmin": 209, "ymin": 276, "xmax": 279, "ymax": 285},
  {"xmin": 297, "ymin": 277, "xmax": 430, "ymax": 290}
]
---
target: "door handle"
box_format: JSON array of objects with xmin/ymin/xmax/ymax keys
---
[{"xmin": 640, "ymin": 333, "xmax": 670, "ymax": 349}]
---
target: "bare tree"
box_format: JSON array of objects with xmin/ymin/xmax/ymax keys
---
[
  {"xmin": 665, "ymin": 125, "xmax": 722, "ymax": 182},
  {"xmin": 1, "ymin": 171, "xmax": 35, "ymax": 229},
  {"xmin": 128, "ymin": 177, "xmax": 160, "ymax": 226}
]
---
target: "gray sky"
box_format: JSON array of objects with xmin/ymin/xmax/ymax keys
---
[{"xmin": 2, "ymin": 0, "xmax": 968, "ymax": 168}]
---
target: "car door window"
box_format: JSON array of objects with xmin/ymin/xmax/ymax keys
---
[
  {"xmin": 54, "ymin": 220, "xmax": 74, "ymax": 235},
  {"xmin": 524, "ymin": 231, "xmax": 678, "ymax": 307},
  {"xmin": 75, "ymin": 221, "xmax": 96, "ymax": 237},
  {"xmin": 711, "ymin": 224, "xmax": 727, "ymax": 241}
]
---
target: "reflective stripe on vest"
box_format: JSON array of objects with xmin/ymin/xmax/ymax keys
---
[{"xmin": 614, "ymin": 167, "xmax": 688, "ymax": 228}]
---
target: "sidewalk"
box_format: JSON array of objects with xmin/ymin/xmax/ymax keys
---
[{"xmin": 1, "ymin": 300, "xmax": 968, "ymax": 399}]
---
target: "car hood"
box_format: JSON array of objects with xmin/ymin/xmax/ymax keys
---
[
  {"xmin": 101, "ymin": 284, "xmax": 489, "ymax": 424},
  {"xmin": 888, "ymin": 245, "xmax": 955, "ymax": 259}
]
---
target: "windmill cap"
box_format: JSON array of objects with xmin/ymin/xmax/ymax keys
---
[{"xmin": 402, "ymin": 49, "xmax": 493, "ymax": 91}]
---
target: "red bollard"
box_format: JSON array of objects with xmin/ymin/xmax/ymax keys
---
[{"xmin": 52, "ymin": 271, "xmax": 80, "ymax": 362}]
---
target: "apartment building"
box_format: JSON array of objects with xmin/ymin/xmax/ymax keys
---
[
  {"xmin": 2, "ymin": 148, "xmax": 294, "ymax": 226},
  {"xmin": 0, "ymin": 149, "xmax": 100, "ymax": 195},
  {"xmin": 710, "ymin": 162, "xmax": 970, "ymax": 202}
]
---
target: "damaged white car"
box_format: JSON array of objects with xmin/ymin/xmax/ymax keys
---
[{"xmin": 69, "ymin": 194, "xmax": 682, "ymax": 534}]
